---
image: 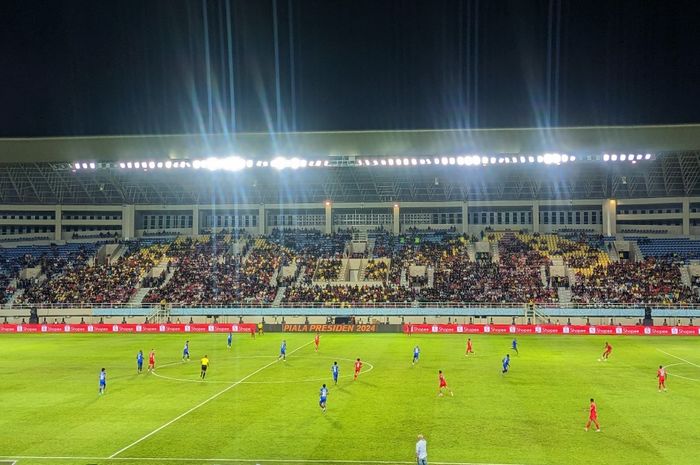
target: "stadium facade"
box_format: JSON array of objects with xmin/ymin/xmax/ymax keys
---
[{"xmin": 1, "ymin": 124, "xmax": 700, "ymax": 241}]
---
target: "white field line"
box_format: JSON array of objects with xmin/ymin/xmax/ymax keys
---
[
  {"xmin": 1, "ymin": 456, "xmax": 526, "ymax": 465},
  {"xmin": 108, "ymin": 340, "xmax": 313, "ymax": 459},
  {"xmin": 656, "ymin": 348, "xmax": 700, "ymax": 369}
]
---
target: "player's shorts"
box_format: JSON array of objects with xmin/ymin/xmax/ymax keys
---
[
  {"xmin": 281, "ymin": 350, "xmax": 286, "ymax": 355},
  {"xmin": 659, "ymin": 377, "xmax": 665, "ymax": 383},
  {"xmin": 99, "ymin": 381, "xmax": 106, "ymax": 387},
  {"xmin": 439, "ymin": 381, "xmax": 447, "ymax": 388},
  {"xmin": 589, "ymin": 415, "xmax": 597, "ymax": 421},
  {"xmin": 333, "ymin": 374, "xmax": 338, "ymax": 380},
  {"xmin": 201, "ymin": 365, "xmax": 208, "ymax": 372},
  {"xmin": 184, "ymin": 350, "xmax": 189, "ymax": 356},
  {"xmin": 149, "ymin": 362, "xmax": 155, "ymax": 367},
  {"xmin": 413, "ymin": 354, "xmax": 419, "ymax": 359}
]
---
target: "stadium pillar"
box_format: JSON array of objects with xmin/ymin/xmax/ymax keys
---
[
  {"xmin": 602, "ymin": 199, "xmax": 617, "ymax": 236},
  {"xmin": 462, "ymin": 202, "xmax": 469, "ymax": 234},
  {"xmin": 392, "ymin": 204, "xmax": 400, "ymax": 234},
  {"xmin": 121, "ymin": 205, "xmax": 135, "ymax": 239},
  {"xmin": 54, "ymin": 205, "xmax": 62, "ymax": 241},
  {"xmin": 683, "ymin": 198, "xmax": 690, "ymax": 235},
  {"xmin": 532, "ymin": 203, "xmax": 540, "ymax": 233},
  {"xmin": 192, "ymin": 206, "xmax": 200, "ymax": 236},
  {"xmin": 324, "ymin": 202, "xmax": 332, "ymax": 234},
  {"xmin": 258, "ymin": 205, "xmax": 266, "ymax": 235}
]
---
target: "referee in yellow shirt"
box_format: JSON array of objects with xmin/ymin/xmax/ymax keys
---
[{"xmin": 200, "ymin": 355, "xmax": 209, "ymax": 380}]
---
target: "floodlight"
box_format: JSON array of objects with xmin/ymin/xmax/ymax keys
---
[
  {"xmin": 519, "ymin": 156, "xmax": 526, "ymax": 163},
  {"xmin": 528, "ymin": 156, "xmax": 535, "ymax": 163},
  {"xmin": 447, "ymin": 157, "xmax": 455, "ymax": 165},
  {"xmin": 126, "ymin": 162, "xmax": 132, "ymax": 169},
  {"xmin": 271, "ymin": 157, "xmax": 287, "ymax": 170},
  {"xmin": 645, "ymin": 154, "xmax": 651, "ymax": 160},
  {"xmin": 536, "ymin": 156, "xmax": 544, "ymax": 163},
  {"xmin": 425, "ymin": 159, "xmax": 432, "ymax": 165},
  {"xmin": 562, "ymin": 154, "xmax": 569, "ymax": 163},
  {"xmin": 498, "ymin": 158, "xmax": 504, "ymax": 164},
  {"xmin": 388, "ymin": 159, "xmax": 394, "ymax": 166},
  {"xmin": 603, "ymin": 154, "xmax": 610, "ymax": 161},
  {"xmin": 611, "ymin": 154, "xmax": 618, "ymax": 161},
  {"xmin": 620, "ymin": 154, "xmax": 626, "ymax": 161},
  {"xmin": 147, "ymin": 161, "xmax": 155, "ymax": 169},
  {"xmin": 262, "ymin": 161, "xmax": 269, "ymax": 167},
  {"xmin": 570, "ymin": 156, "xmax": 576, "ymax": 161},
  {"xmin": 74, "ymin": 162, "xmax": 81, "ymax": 170},
  {"xmin": 511, "ymin": 157, "xmax": 518, "ymax": 163},
  {"xmin": 489, "ymin": 157, "xmax": 496, "ymax": 164},
  {"xmin": 380, "ymin": 160, "xmax": 387, "ymax": 166},
  {"xmin": 402, "ymin": 158, "xmax": 409, "ymax": 165},
  {"xmin": 118, "ymin": 162, "xmax": 125, "ymax": 169},
  {"xmin": 246, "ymin": 160, "xmax": 254, "ymax": 168},
  {"xmin": 457, "ymin": 157, "xmax": 464, "ymax": 165},
  {"xmin": 373, "ymin": 160, "xmax": 379, "ymax": 165},
  {"xmin": 481, "ymin": 157, "xmax": 489, "ymax": 165},
  {"xmin": 440, "ymin": 157, "xmax": 448, "ymax": 165},
  {"xmin": 635, "ymin": 154, "xmax": 642, "ymax": 160},
  {"xmin": 411, "ymin": 158, "xmax": 417, "ymax": 166},
  {"xmin": 323, "ymin": 161, "xmax": 330, "ymax": 166}
]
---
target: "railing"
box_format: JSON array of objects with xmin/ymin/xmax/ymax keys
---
[{"xmin": 5, "ymin": 301, "xmax": 700, "ymax": 310}]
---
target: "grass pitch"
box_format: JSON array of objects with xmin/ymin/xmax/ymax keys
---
[{"xmin": 0, "ymin": 333, "xmax": 698, "ymax": 465}]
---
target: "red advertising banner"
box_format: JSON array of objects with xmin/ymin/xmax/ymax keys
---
[
  {"xmin": 0, "ymin": 323, "xmax": 257, "ymax": 334},
  {"xmin": 403, "ymin": 324, "xmax": 700, "ymax": 336}
]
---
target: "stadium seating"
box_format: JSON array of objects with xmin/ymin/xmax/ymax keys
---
[
  {"xmin": 3, "ymin": 231, "xmax": 698, "ymax": 306},
  {"xmin": 633, "ymin": 237, "xmax": 700, "ymax": 261}
]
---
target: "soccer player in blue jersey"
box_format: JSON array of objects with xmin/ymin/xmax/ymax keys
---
[
  {"xmin": 331, "ymin": 361, "xmax": 339, "ymax": 385},
  {"xmin": 136, "ymin": 350, "xmax": 144, "ymax": 373},
  {"xmin": 279, "ymin": 340, "xmax": 287, "ymax": 361},
  {"xmin": 182, "ymin": 340, "xmax": 190, "ymax": 361},
  {"xmin": 98, "ymin": 368, "xmax": 106, "ymax": 395},
  {"xmin": 319, "ymin": 384, "xmax": 328, "ymax": 413},
  {"xmin": 412, "ymin": 345, "xmax": 420, "ymax": 365},
  {"xmin": 511, "ymin": 338, "xmax": 519, "ymax": 355},
  {"xmin": 502, "ymin": 354, "xmax": 511, "ymax": 374},
  {"xmin": 227, "ymin": 332, "xmax": 232, "ymax": 350}
]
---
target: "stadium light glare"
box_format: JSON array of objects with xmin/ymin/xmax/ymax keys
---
[
  {"xmin": 570, "ymin": 156, "xmax": 576, "ymax": 161},
  {"xmin": 411, "ymin": 158, "xmax": 417, "ymax": 165},
  {"xmin": 373, "ymin": 160, "xmax": 379, "ymax": 166},
  {"xmin": 511, "ymin": 157, "xmax": 518, "ymax": 163},
  {"xmin": 74, "ymin": 162, "xmax": 81, "ymax": 170},
  {"xmin": 380, "ymin": 160, "xmax": 387, "ymax": 166},
  {"xmin": 498, "ymin": 158, "xmax": 504, "ymax": 164},
  {"xmin": 147, "ymin": 161, "xmax": 155, "ymax": 169},
  {"xmin": 396, "ymin": 159, "xmax": 403, "ymax": 166},
  {"xmin": 164, "ymin": 161, "xmax": 172, "ymax": 169},
  {"xmin": 504, "ymin": 158, "xmax": 510, "ymax": 164},
  {"xmin": 425, "ymin": 159, "xmax": 432, "ymax": 165},
  {"xmin": 323, "ymin": 160, "xmax": 330, "ymax": 167},
  {"xmin": 447, "ymin": 157, "xmax": 455, "ymax": 165},
  {"xmin": 403, "ymin": 158, "xmax": 409, "ymax": 165},
  {"xmin": 134, "ymin": 162, "xmax": 141, "ymax": 169},
  {"xmin": 388, "ymin": 159, "xmax": 394, "ymax": 166},
  {"xmin": 645, "ymin": 154, "xmax": 651, "ymax": 160},
  {"xmin": 89, "ymin": 162, "xmax": 95, "ymax": 169},
  {"xmin": 489, "ymin": 157, "xmax": 496, "ymax": 164},
  {"xmin": 636, "ymin": 154, "xmax": 642, "ymax": 160},
  {"xmin": 528, "ymin": 156, "xmax": 535, "ymax": 163},
  {"xmin": 603, "ymin": 154, "xmax": 610, "ymax": 161},
  {"xmin": 118, "ymin": 162, "xmax": 126, "ymax": 169},
  {"xmin": 519, "ymin": 156, "xmax": 526, "ymax": 163},
  {"xmin": 441, "ymin": 157, "xmax": 448, "ymax": 165},
  {"xmin": 562, "ymin": 154, "xmax": 569, "ymax": 163},
  {"xmin": 271, "ymin": 157, "xmax": 287, "ymax": 170},
  {"xmin": 536, "ymin": 156, "xmax": 543, "ymax": 163},
  {"xmin": 246, "ymin": 160, "xmax": 254, "ymax": 168},
  {"xmin": 620, "ymin": 154, "xmax": 626, "ymax": 161},
  {"xmin": 457, "ymin": 156, "xmax": 464, "ymax": 165},
  {"xmin": 481, "ymin": 156, "xmax": 489, "ymax": 165},
  {"xmin": 155, "ymin": 162, "xmax": 162, "ymax": 168},
  {"xmin": 611, "ymin": 154, "xmax": 618, "ymax": 161}
]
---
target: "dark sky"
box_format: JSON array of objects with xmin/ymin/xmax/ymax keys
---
[{"xmin": 1, "ymin": 0, "xmax": 699, "ymax": 137}]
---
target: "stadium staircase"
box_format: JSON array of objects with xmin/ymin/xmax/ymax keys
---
[
  {"xmin": 680, "ymin": 265, "xmax": 692, "ymax": 287},
  {"xmin": 557, "ymin": 287, "xmax": 572, "ymax": 305},
  {"xmin": 489, "ymin": 241, "xmax": 500, "ymax": 263},
  {"xmin": 129, "ymin": 287, "xmax": 151, "ymax": 305},
  {"xmin": 607, "ymin": 242, "xmax": 620, "ymax": 262},
  {"xmin": 367, "ymin": 237, "xmax": 376, "ymax": 257},
  {"xmin": 631, "ymin": 241, "xmax": 644, "ymax": 262},
  {"xmin": 272, "ymin": 287, "xmax": 286, "ymax": 307},
  {"xmin": 540, "ymin": 265, "xmax": 548, "ymax": 286},
  {"xmin": 295, "ymin": 265, "xmax": 306, "ymax": 285},
  {"xmin": 467, "ymin": 242, "xmax": 476, "ymax": 262}
]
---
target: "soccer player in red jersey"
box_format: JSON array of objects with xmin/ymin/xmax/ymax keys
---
[
  {"xmin": 465, "ymin": 338, "xmax": 474, "ymax": 356},
  {"xmin": 438, "ymin": 370, "xmax": 454, "ymax": 397},
  {"xmin": 601, "ymin": 342, "xmax": 612, "ymax": 361},
  {"xmin": 353, "ymin": 358, "xmax": 363, "ymax": 380},
  {"xmin": 657, "ymin": 365, "xmax": 667, "ymax": 392},
  {"xmin": 148, "ymin": 349, "xmax": 156, "ymax": 372},
  {"xmin": 314, "ymin": 332, "xmax": 320, "ymax": 352},
  {"xmin": 585, "ymin": 398, "xmax": 600, "ymax": 432}
]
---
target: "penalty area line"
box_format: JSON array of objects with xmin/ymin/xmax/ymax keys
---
[
  {"xmin": 0, "ymin": 457, "xmax": 527, "ymax": 465},
  {"xmin": 656, "ymin": 349, "xmax": 700, "ymax": 369},
  {"xmin": 108, "ymin": 340, "xmax": 314, "ymax": 459}
]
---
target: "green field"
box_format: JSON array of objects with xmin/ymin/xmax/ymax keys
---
[{"xmin": 0, "ymin": 333, "xmax": 699, "ymax": 465}]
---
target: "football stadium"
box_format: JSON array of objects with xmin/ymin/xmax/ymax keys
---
[{"xmin": 2, "ymin": 2, "xmax": 700, "ymax": 465}]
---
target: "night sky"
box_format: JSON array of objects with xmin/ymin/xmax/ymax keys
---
[{"xmin": 1, "ymin": 0, "xmax": 699, "ymax": 137}]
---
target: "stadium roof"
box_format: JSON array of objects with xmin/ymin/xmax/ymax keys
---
[
  {"xmin": 0, "ymin": 125, "xmax": 699, "ymax": 205},
  {"xmin": 1, "ymin": 124, "xmax": 700, "ymax": 163}
]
